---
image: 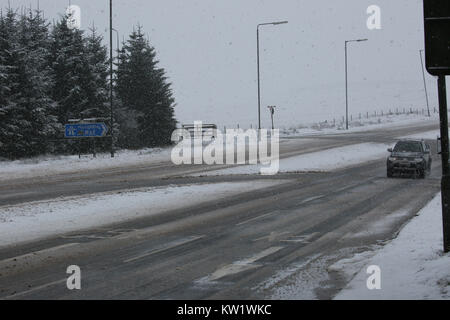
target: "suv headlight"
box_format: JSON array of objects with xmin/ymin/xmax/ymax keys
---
[
  {"xmin": 388, "ymin": 157, "xmax": 397, "ymax": 161},
  {"xmin": 414, "ymin": 158, "xmax": 424, "ymax": 162}
]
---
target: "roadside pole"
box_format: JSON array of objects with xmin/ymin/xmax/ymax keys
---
[
  {"xmin": 438, "ymin": 75, "xmax": 450, "ymax": 252},
  {"xmin": 110, "ymin": 0, "xmax": 115, "ymax": 158},
  {"xmin": 424, "ymin": 0, "xmax": 450, "ymax": 252}
]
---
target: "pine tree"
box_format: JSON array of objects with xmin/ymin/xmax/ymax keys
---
[
  {"xmin": 49, "ymin": 16, "xmax": 87, "ymax": 124},
  {"xmin": 0, "ymin": 9, "xmax": 17, "ymax": 158},
  {"xmin": 0, "ymin": 12, "xmax": 7, "ymax": 108},
  {"xmin": 1, "ymin": 7, "xmax": 178, "ymax": 158},
  {"xmin": 81, "ymin": 26, "xmax": 113, "ymax": 151},
  {"xmin": 0, "ymin": 8, "xmax": 28, "ymax": 159},
  {"xmin": 0, "ymin": 8, "xmax": 60, "ymax": 159},
  {"xmin": 12, "ymin": 9, "xmax": 60, "ymax": 157},
  {"xmin": 83, "ymin": 27, "xmax": 110, "ymax": 120},
  {"xmin": 117, "ymin": 26, "xmax": 176, "ymax": 148},
  {"xmin": 49, "ymin": 17, "xmax": 115, "ymax": 154}
]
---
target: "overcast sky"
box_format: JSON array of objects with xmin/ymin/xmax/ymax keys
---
[{"xmin": 2, "ymin": 0, "xmax": 446, "ymax": 128}]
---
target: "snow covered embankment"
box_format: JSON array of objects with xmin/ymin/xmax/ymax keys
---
[{"xmin": 334, "ymin": 193, "xmax": 450, "ymax": 300}]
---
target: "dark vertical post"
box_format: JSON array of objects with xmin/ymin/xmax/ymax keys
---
[
  {"xmin": 438, "ymin": 75, "xmax": 450, "ymax": 252},
  {"xmin": 271, "ymin": 107, "xmax": 274, "ymax": 130},
  {"xmin": 257, "ymin": 26, "xmax": 261, "ymax": 130},
  {"xmin": 110, "ymin": 0, "xmax": 115, "ymax": 158},
  {"xmin": 345, "ymin": 41, "xmax": 348, "ymax": 130}
]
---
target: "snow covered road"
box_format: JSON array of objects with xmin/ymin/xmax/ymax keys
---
[
  {"xmin": 0, "ymin": 181, "xmax": 281, "ymax": 248},
  {"xmin": 0, "ymin": 120, "xmax": 444, "ymax": 300}
]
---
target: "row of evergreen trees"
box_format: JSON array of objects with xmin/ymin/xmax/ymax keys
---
[{"xmin": 0, "ymin": 7, "xmax": 177, "ymax": 160}]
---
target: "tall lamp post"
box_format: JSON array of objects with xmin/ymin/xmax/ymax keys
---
[
  {"xmin": 257, "ymin": 21, "xmax": 288, "ymax": 130},
  {"xmin": 419, "ymin": 49, "xmax": 431, "ymax": 117},
  {"xmin": 109, "ymin": 0, "xmax": 115, "ymax": 157},
  {"xmin": 345, "ymin": 38, "xmax": 368, "ymax": 130}
]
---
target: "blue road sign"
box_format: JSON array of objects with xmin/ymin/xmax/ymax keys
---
[{"xmin": 65, "ymin": 123, "xmax": 108, "ymax": 138}]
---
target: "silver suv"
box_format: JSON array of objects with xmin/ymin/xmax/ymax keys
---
[{"xmin": 387, "ymin": 140, "xmax": 432, "ymax": 178}]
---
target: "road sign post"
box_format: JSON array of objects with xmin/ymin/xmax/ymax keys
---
[
  {"xmin": 424, "ymin": 0, "xmax": 450, "ymax": 252},
  {"xmin": 438, "ymin": 75, "xmax": 450, "ymax": 252}
]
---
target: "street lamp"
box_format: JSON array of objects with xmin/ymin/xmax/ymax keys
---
[
  {"xmin": 257, "ymin": 21, "xmax": 288, "ymax": 130},
  {"xmin": 419, "ymin": 49, "xmax": 431, "ymax": 117},
  {"xmin": 345, "ymin": 38, "xmax": 368, "ymax": 130}
]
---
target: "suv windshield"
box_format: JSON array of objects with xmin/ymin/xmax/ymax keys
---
[{"xmin": 393, "ymin": 141, "xmax": 423, "ymax": 153}]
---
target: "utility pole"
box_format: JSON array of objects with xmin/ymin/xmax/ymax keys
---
[{"xmin": 109, "ymin": 0, "xmax": 115, "ymax": 157}]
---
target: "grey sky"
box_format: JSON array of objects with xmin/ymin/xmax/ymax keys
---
[{"xmin": 2, "ymin": 0, "xmax": 445, "ymax": 128}]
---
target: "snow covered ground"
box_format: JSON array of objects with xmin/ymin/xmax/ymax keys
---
[
  {"xmin": 398, "ymin": 129, "xmax": 441, "ymax": 140},
  {"xmin": 0, "ymin": 181, "xmax": 281, "ymax": 248},
  {"xmin": 0, "ymin": 148, "xmax": 172, "ymax": 182},
  {"xmin": 334, "ymin": 193, "xmax": 450, "ymax": 300},
  {"xmin": 195, "ymin": 143, "xmax": 390, "ymax": 176},
  {"xmin": 280, "ymin": 113, "xmax": 439, "ymax": 137}
]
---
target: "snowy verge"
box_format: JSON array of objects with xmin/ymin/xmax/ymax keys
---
[
  {"xmin": 333, "ymin": 193, "xmax": 450, "ymax": 300},
  {"xmin": 193, "ymin": 143, "xmax": 390, "ymax": 176},
  {"xmin": 397, "ymin": 129, "xmax": 440, "ymax": 140},
  {"xmin": 0, "ymin": 180, "xmax": 281, "ymax": 248},
  {"xmin": 280, "ymin": 114, "xmax": 438, "ymax": 137},
  {"xmin": 0, "ymin": 148, "xmax": 172, "ymax": 182}
]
